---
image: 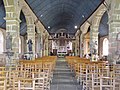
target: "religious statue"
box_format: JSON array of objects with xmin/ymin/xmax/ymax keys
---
[
  {"xmin": 6, "ymin": 32, "xmax": 12, "ymax": 51},
  {"xmin": 93, "ymin": 41, "xmax": 97, "ymax": 55},
  {"xmin": 27, "ymin": 39, "xmax": 33, "ymax": 52}
]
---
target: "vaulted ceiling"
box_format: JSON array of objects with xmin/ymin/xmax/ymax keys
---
[
  {"xmin": 25, "ymin": 0, "xmax": 104, "ymax": 35},
  {"xmin": 0, "ymin": 0, "xmax": 107, "ymax": 36}
]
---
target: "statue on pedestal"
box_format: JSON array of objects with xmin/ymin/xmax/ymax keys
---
[
  {"xmin": 5, "ymin": 32, "xmax": 14, "ymax": 66},
  {"xmin": 92, "ymin": 41, "xmax": 97, "ymax": 55},
  {"xmin": 27, "ymin": 39, "xmax": 33, "ymax": 52},
  {"xmin": 92, "ymin": 41, "xmax": 98, "ymax": 61},
  {"xmin": 6, "ymin": 32, "xmax": 12, "ymax": 51}
]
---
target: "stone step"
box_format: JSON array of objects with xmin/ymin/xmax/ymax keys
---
[
  {"xmin": 53, "ymin": 75, "xmax": 74, "ymax": 79},
  {"xmin": 54, "ymin": 69, "xmax": 71, "ymax": 72},
  {"xmin": 55, "ymin": 65, "xmax": 68, "ymax": 67}
]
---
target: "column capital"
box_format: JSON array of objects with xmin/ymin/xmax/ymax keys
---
[{"xmin": 4, "ymin": 17, "xmax": 21, "ymax": 23}]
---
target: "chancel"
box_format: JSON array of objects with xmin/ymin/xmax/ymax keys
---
[{"xmin": 0, "ymin": 0, "xmax": 119, "ymax": 90}]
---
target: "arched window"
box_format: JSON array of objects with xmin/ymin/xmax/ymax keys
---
[
  {"xmin": 19, "ymin": 38, "xmax": 21, "ymax": 53},
  {"xmin": 0, "ymin": 31, "xmax": 4, "ymax": 54},
  {"xmin": 68, "ymin": 41, "xmax": 72, "ymax": 50},
  {"xmin": 103, "ymin": 38, "xmax": 109, "ymax": 56}
]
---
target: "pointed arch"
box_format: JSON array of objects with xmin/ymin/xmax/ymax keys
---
[{"xmin": 20, "ymin": 10, "xmax": 27, "ymax": 36}]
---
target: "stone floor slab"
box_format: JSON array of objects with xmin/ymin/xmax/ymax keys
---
[{"xmin": 50, "ymin": 57, "xmax": 82, "ymax": 90}]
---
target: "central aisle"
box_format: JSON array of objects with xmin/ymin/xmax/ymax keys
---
[{"xmin": 51, "ymin": 57, "xmax": 82, "ymax": 90}]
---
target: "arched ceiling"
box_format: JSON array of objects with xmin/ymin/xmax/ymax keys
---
[
  {"xmin": 25, "ymin": 0, "xmax": 104, "ymax": 35},
  {"xmin": 0, "ymin": 0, "xmax": 105, "ymax": 36}
]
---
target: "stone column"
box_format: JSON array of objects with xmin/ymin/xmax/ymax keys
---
[
  {"xmin": 84, "ymin": 38, "xmax": 90, "ymax": 55},
  {"xmin": 75, "ymin": 36, "xmax": 78, "ymax": 56},
  {"xmin": 40, "ymin": 32, "xmax": 43, "ymax": 57},
  {"xmin": 80, "ymin": 33, "xmax": 84, "ymax": 57},
  {"xmin": 20, "ymin": 36, "xmax": 24, "ymax": 55},
  {"xmin": 80, "ymin": 34, "xmax": 89, "ymax": 58},
  {"xmin": 80, "ymin": 22, "xmax": 90, "ymax": 57},
  {"xmin": 3, "ymin": 0, "xmax": 21, "ymax": 66},
  {"xmin": 72, "ymin": 41, "xmax": 75, "ymax": 56},
  {"xmin": 45, "ymin": 34, "xmax": 49, "ymax": 56},
  {"xmin": 75, "ymin": 31, "xmax": 80, "ymax": 56},
  {"xmin": 5, "ymin": 17, "xmax": 20, "ymax": 65},
  {"xmin": 35, "ymin": 24, "xmax": 41, "ymax": 57},
  {"xmin": 78, "ymin": 32, "xmax": 81, "ymax": 56},
  {"xmin": 48, "ymin": 37, "xmax": 52, "ymax": 56},
  {"xmin": 41, "ymin": 31, "xmax": 45, "ymax": 56},
  {"xmin": 89, "ymin": 5, "xmax": 106, "ymax": 61},
  {"xmin": 90, "ymin": 26, "xmax": 99, "ymax": 61},
  {"xmin": 108, "ymin": 0, "xmax": 120, "ymax": 64},
  {"xmin": 35, "ymin": 23, "xmax": 44, "ymax": 57},
  {"xmin": 36, "ymin": 33, "xmax": 41, "ymax": 57},
  {"xmin": 26, "ymin": 16, "xmax": 35, "ymax": 60}
]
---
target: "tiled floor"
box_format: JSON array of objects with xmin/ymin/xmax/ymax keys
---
[{"xmin": 50, "ymin": 58, "xmax": 82, "ymax": 90}]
